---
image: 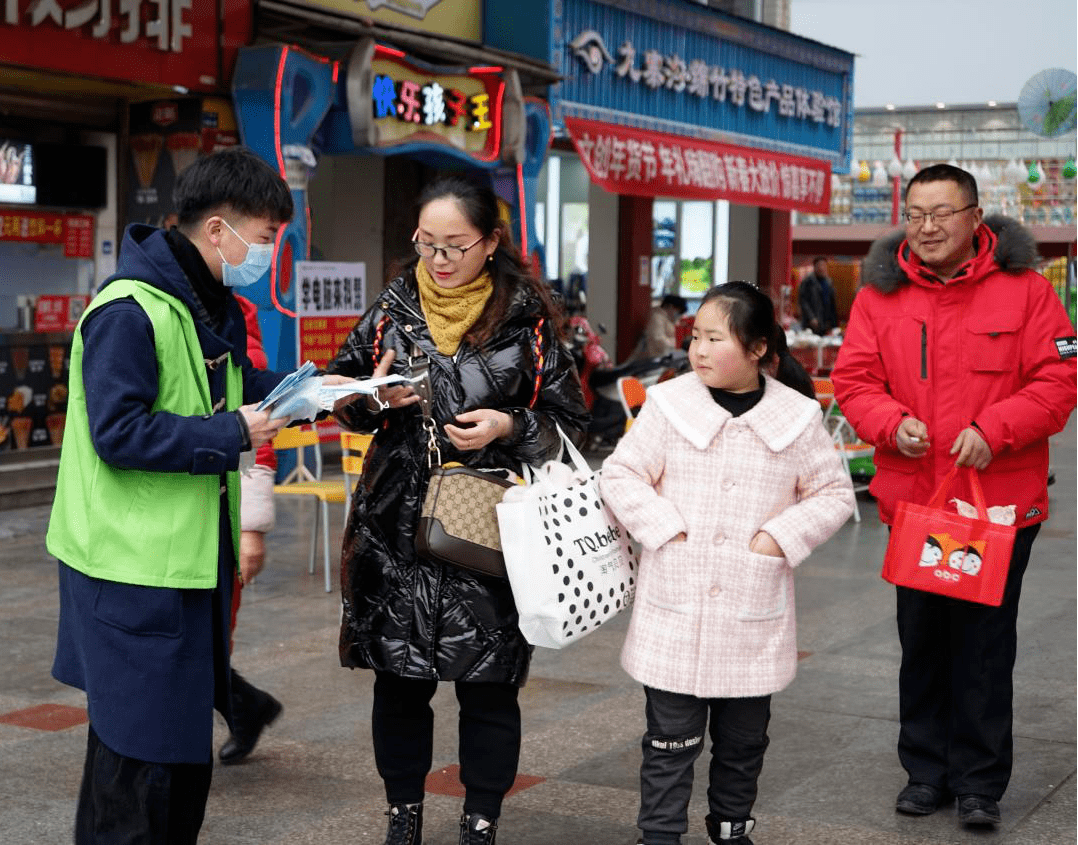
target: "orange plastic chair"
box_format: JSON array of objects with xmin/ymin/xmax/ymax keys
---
[
  {"xmin": 812, "ymin": 377, "xmax": 837, "ymax": 415},
  {"xmin": 617, "ymin": 376, "xmax": 647, "ymax": 432}
]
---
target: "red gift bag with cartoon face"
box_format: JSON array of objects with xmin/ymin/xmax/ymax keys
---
[{"xmin": 881, "ymin": 466, "xmax": 1016, "ymax": 606}]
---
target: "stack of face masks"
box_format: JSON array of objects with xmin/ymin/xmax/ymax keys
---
[{"xmin": 258, "ymin": 361, "xmax": 418, "ymax": 423}]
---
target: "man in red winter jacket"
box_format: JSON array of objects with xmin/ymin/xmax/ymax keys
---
[{"xmin": 832, "ymin": 164, "xmax": 1075, "ymax": 830}]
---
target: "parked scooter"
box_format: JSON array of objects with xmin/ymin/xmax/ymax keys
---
[{"xmin": 566, "ymin": 307, "xmax": 689, "ymax": 450}]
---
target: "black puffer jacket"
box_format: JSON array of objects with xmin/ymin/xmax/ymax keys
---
[{"xmin": 327, "ymin": 270, "xmax": 589, "ymax": 685}]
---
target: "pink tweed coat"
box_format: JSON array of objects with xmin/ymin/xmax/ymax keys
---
[{"xmin": 600, "ymin": 372, "xmax": 855, "ymax": 698}]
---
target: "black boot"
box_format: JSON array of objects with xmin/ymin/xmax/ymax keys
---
[
  {"xmin": 459, "ymin": 812, "xmax": 498, "ymax": 845},
  {"xmin": 384, "ymin": 803, "xmax": 423, "ymax": 845},
  {"xmin": 705, "ymin": 815, "xmax": 755, "ymax": 845},
  {"xmin": 218, "ymin": 669, "xmax": 283, "ymax": 764}
]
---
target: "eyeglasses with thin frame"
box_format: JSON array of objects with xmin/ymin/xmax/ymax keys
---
[
  {"xmin": 903, "ymin": 204, "xmax": 976, "ymax": 226},
  {"xmin": 412, "ymin": 232, "xmax": 485, "ymax": 262}
]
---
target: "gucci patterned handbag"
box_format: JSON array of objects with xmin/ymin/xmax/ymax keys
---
[{"xmin": 417, "ymin": 464, "xmax": 515, "ymax": 578}]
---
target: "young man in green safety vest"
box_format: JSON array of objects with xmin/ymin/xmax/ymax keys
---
[{"xmin": 47, "ymin": 147, "xmax": 351, "ymax": 844}]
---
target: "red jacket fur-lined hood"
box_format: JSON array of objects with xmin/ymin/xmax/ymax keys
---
[{"xmin": 861, "ymin": 215, "xmax": 1041, "ymax": 294}]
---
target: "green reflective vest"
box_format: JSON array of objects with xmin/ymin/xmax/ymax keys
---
[{"xmin": 46, "ymin": 280, "xmax": 242, "ymax": 588}]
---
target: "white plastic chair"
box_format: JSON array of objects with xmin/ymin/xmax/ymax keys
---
[{"xmin": 829, "ymin": 415, "xmax": 874, "ymax": 523}]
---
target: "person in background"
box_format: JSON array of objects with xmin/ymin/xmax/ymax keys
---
[
  {"xmin": 219, "ymin": 294, "xmax": 285, "ymax": 765},
  {"xmin": 632, "ymin": 293, "xmax": 688, "ymax": 359},
  {"xmin": 601, "ymin": 282, "xmax": 854, "ymax": 845},
  {"xmin": 327, "ymin": 176, "xmax": 588, "ymax": 845},
  {"xmin": 831, "ymin": 164, "xmax": 1076, "ymax": 829},
  {"xmin": 46, "ymin": 147, "xmax": 351, "ymax": 844},
  {"xmin": 798, "ymin": 256, "xmax": 839, "ymax": 336}
]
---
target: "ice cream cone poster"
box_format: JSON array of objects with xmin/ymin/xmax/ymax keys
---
[
  {"xmin": 130, "ymin": 134, "xmax": 164, "ymax": 199},
  {"xmin": 166, "ymin": 133, "xmax": 201, "ymax": 177},
  {"xmin": 0, "ymin": 338, "xmax": 71, "ymax": 452},
  {"xmin": 126, "ymin": 99, "xmax": 203, "ymax": 227}
]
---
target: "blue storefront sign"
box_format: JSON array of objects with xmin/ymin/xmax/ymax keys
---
[
  {"xmin": 485, "ymin": 0, "xmax": 854, "ymax": 171},
  {"xmin": 229, "ymin": 43, "xmax": 553, "ymax": 371}
]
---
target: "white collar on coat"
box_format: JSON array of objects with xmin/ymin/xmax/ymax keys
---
[{"xmin": 647, "ymin": 372, "xmax": 822, "ymax": 452}]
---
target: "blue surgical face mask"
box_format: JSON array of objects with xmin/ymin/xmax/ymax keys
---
[{"xmin": 217, "ymin": 219, "xmax": 273, "ymax": 288}]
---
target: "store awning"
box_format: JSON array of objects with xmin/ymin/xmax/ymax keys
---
[
  {"xmin": 564, "ymin": 116, "xmax": 832, "ymax": 214},
  {"xmin": 257, "ymin": 0, "xmax": 562, "ymax": 89}
]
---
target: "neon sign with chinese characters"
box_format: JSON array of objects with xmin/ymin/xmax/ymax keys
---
[{"xmin": 369, "ymin": 45, "xmax": 504, "ymax": 162}]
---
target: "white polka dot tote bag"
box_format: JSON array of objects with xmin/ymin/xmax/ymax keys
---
[{"xmin": 497, "ymin": 426, "xmax": 637, "ymax": 649}]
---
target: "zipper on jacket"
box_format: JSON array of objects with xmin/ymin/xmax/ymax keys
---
[
  {"xmin": 920, "ymin": 321, "xmax": 927, "ymax": 380},
  {"xmin": 383, "ymin": 286, "xmax": 425, "ymax": 324}
]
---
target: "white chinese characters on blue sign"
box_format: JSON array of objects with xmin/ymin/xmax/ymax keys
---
[{"xmin": 571, "ymin": 31, "xmax": 842, "ymax": 129}]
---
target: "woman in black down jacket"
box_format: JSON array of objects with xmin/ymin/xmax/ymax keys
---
[{"xmin": 327, "ymin": 177, "xmax": 589, "ymax": 845}]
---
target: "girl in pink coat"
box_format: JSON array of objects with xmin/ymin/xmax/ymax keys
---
[{"xmin": 600, "ymin": 282, "xmax": 855, "ymax": 845}]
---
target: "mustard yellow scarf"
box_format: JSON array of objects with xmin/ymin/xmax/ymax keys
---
[{"xmin": 415, "ymin": 260, "xmax": 494, "ymax": 355}]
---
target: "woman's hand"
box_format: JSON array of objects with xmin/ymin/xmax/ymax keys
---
[
  {"xmin": 321, "ymin": 374, "xmax": 361, "ymax": 411},
  {"xmin": 334, "ymin": 349, "xmax": 420, "ymax": 413},
  {"xmin": 749, "ymin": 531, "xmax": 783, "ymax": 557},
  {"xmin": 444, "ymin": 409, "xmax": 513, "ymax": 451}
]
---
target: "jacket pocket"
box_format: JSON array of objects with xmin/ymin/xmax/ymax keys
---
[
  {"xmin": 868, "ymin": 450, "xmax": 919, "ymax": 504},
  {"xmin": 641, "ymin": 541, "xmax": 693, "ymax": 615},
  {"xmin": 964, "ymin": 312, "xmax": 1022, "ymax": 372},
  {"xmin": 93, "ymin": 581, "xmax": 185, "ymax": 638},
  {"xmin": 735, "ymin": 550, "xmax": 789, "ymax": 622}
]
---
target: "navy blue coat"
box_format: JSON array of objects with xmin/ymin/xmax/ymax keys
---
[{"xmin": 51, "ymin": 224, "xmax": 284, "ymax": 764}]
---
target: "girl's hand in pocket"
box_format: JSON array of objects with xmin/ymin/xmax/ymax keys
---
[{"xmin": 749, "ymin": 531, "xmax": 783, "ymax": 557}]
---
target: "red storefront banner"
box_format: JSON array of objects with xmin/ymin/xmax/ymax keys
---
[
  {"xmin": 0, "ymin": 0, "xmax": 250, "ymax": 93},
  {"xmin": 565, "ymin": 116, "xmax": 832, "ymax": 213},
  {"xmin": 0, "ymin": 211, "xmax": 95, "ymax": 257}
]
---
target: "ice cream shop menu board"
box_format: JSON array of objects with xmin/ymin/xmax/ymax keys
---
[{"xmin": 0, "ymin": 338, "xmax": 69, "ymax": 451}]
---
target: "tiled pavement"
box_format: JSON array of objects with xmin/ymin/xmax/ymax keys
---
[{"xmin": 1, "ymin": 424, "xmax": 1074, "ymax": 844}]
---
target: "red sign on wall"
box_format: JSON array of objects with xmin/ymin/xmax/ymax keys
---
[
  {"xmin": 0, "ymin": 211, "xmax": 95, "ymax": 257},
  {"xmin": 0, "ymin": 0, "xmax": 251, "ymax": 93},
  {"xmin": 298, "ymin": 316, "xmax": 358, "ymax": 371},
  {"xmin": 565, "ymin": 116, "xmax": 832, "ymax": 214},
  {"xmin": 34, "ymin": 295, "xmax": 92, "ymax": 332}
]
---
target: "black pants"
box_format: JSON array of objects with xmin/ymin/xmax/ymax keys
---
[
  {"xmin": 638, "ymin": 686, "xmax": 771, "ymax": 845},
  {"xmin": 75, "ymin": 725, "xmax": 213, "ymax": 845},
  {"xmin": 371, "ymin": 671, "xmax": 521, "ymax": 819},
  {"xmin": 896, "ymin": 523, "xmax": 1040, "ymax": 800}
]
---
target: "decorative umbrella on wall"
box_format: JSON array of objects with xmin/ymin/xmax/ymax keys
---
[{"xmin": 1017, "ymin": 69, "xmax": 1077, "ymax": 138}]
